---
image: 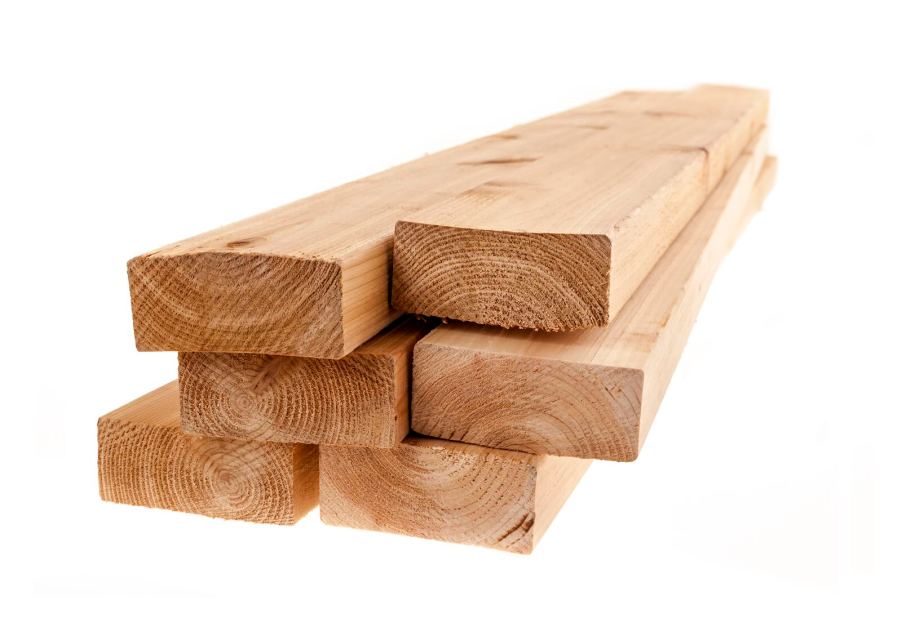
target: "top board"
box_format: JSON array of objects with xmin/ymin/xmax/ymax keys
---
[{"xmin": 129, "ymin": 85, "xmax": 767, "ymax": 356}]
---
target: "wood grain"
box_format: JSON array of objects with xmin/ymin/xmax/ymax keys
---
[
  {"xmin": 98, "ymin": 382, "xmax": 318, "ymax": 523},
  {"xmin": 320, "ymin": 436, "xmax": 589, "ymax": 553},
  {"xmin": 179, "ymin": 318, "xmax": 432, "ymax": 447},
  {"xmin": 128, "ymin": 85, "xmax": 766, "ymax": 356},
  {"xmin": 546, "ymin": 84, "xmax": 770, "ymax": 191},
  {"xmin": 392, "ymin": 85, "xmax": 768, "ymax": 330},
  {"xmin": 411, "ymin": 140, "xmax": 776, "ymax": 461}
]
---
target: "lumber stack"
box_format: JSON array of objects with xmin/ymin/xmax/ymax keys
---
[{"xmin": 99, "ymin": 85, "xmax": 776, "ymax": 553}]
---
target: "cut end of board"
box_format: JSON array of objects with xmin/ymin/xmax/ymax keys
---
[
  {"xmin": 320, "ymin": 438, "xmax": 539, "ymax": 553},
  {"xmin": 178, "ymin": 351, "xmax": 402, "ymax": 447},
  {"xmin": 128, "ymin": 252, "xmax": 347, "ymax": 357},
  {"xmin": 392, "ymin": 223, "xmax": 612, "ymax": 331},
  {"xmin": 177, "ymin": 316, "xmax": 431, "ymax": 448},
  {"xmin": 412, "ymin": 339, "xmax": 644, "ymax": 461},
  {"xmin": 320, "ymin": 437, "xmax": 589, "ymax": 553},
  {"xmin": 97, "ymin": 382, "xmax": 319, "ymax": 524}
]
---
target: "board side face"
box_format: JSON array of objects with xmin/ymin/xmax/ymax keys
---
[
  {"xmin": 753, "ymin": 157, "xmax": 778, "ymax": 209},
  {"xmin": 102, "ymin": 381, "xmax": 181, "ymax": 428},
  {"xmin": 320, "ymin": 439, "xmax": 541, "ymax": 553},
  {"xmin": 128, "ymin": 252, "xmax": 347, "ymax": 357},
  {"xmin": 637, "ymin": 155, "xmax": 778, "ymax": 449},
  {"xmin": 533, "ymin": 456, "xmax": 592, "ymax": 544},
  {"xmin": 292, "ymin": 443, "xmax": 320, "ymax": 520},
  {"xmin": 604, "ymin": 99, "xmax": 767, "ymax": 319},
  {"xmin": 384, "ymin": 333, "xmax": 416, "ymax": 447},
  {"xmin": 97, "ymin": 413, "xmax": 310, "ymax": 524},
  {"xmin": 393, "ymin": 224, "xmax": 612, "ymax": 330},
  {"xmin": 576, "ymin": 85, "xmax": 769, "ymax": 122},
  {"xmin": 625, "ymin": 134, "xmax": 768, "ymax": 447},
  {"xmin": 540, "ymin": 85, "xmax": 768, "ymax": 195},
  {"xmin": 411, "ymin": 341, "xmax": 644, "ymax": 461},
  {"xmin": 179, "ymin": 351, "xmax": 400, "ymax": 447},
  {"xmin": 606, "ymin": 152, "xmax": 708, "ymax": 319},
  {"xmin": 339, "ymin": 239, "xmax": 401, "ymax": 353},
  {"xmin": 536, "ymin": 111, "xmax": 755, "ymax": 192}
]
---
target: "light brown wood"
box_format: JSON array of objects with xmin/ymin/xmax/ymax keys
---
[
  {"xmin": 539, "ymin": 85, "xmax": 769, "ymax": 193},
  {"xmin": 98, "ymin": 382, "xmax": 319, "ymax": 523},
  {"xmin": 320, "ymin": 436, "xmax": 590, "ymax": 553},
  {"xmin": 128, "ymin": 85, "xmax": 766, "ymax": 356},
  {"xmin": 179, "ymin": 318, "xmax": 432, "ymax": 447},
  {"xmin": 392, "ymin": 85, "xmax": 768, "ymax": 330},
  {"xmin": 411, "ymin": 140, "xmax": 777, "ymax": 461}
]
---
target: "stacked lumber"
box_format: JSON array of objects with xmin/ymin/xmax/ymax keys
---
[
  {"xmin": 98, "ymin": 382, "xmax": 319, "ymax": 523},
  {"xmin": 99, "ymin": 85, "xmax": 776, "ymax": 553}
]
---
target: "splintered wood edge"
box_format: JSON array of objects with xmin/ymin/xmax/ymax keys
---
[
  {"xmin": 392, "ymin": 223, "xmax": 611, "ymax": 330},
  {"xmin": 128, "ymin": 252, "xmax": 348, "ymax": 357},
  {"xmin": 412, "ymin": 342, "xmax": 644, "ymax": 461}
]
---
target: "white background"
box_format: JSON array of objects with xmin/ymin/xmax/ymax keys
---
[{"xmin": 3, "ymin": 1, "xmax": 900, "ymax": 616}]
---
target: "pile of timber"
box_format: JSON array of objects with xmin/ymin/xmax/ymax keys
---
[{"xmin": 99, "ymin": 85, "xmax": 776, "ymax": 553}]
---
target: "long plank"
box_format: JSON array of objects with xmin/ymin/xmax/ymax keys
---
[
  {"xmin": 538, "ymin": 86, "xmax": 770, "ymax": 192},
  {"xmin": 179, "ymin": 318, "xmax": 432, "ymax": 447},
  {"xmin": 320, "ymin": 437, "xmax": 590, "ymax": 554},
  {"xmin": 411, "ymin": 141, "xmax": 776, "ymax": 461},
  {"xmin": 128, "ymin": 85, "xmax": 766, "ymax": 356},
  {"xmin": 392, "ymin": 85, "xmax": 768, "ymax": 331},
  {"xmin": 98, "ymin": 382, "xmax": 319, "ymax": 523}
]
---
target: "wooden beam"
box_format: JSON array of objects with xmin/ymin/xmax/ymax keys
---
[
  {"xmin": 411, "ymin": 143, "xmax": 777, "ymax": 461},
  {"xmin": 179, "ymin": 318, "xmax": 432, "ymax": 447},
  {"xmin": 538, "ymin": 85, "xmax": 769, "ymax": 193},
  {"xmin": 98, "ymin": 382, "xmax": 318, "ymax": 523},
  {"xmin": 128, "ymin": 85, "xmax": 766, "ymax": 356},
  {"xmin": 320, "ymin": 437, "xmax": 590, "ymax": 553},
  {"xmin": 392, "ymin": 85, "xmax": 768, "ymax": 330}
]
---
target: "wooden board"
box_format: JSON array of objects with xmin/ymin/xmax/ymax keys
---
[
  {"xmin": 179, "ymin": 317, "xmax": 432, "ymax": 447},
  {"xmin": 537, "ymin": 85, "xmax": 769, "ymax": 194},
  {"xmin": 128, "ymin": 85, "xmax": 766, "ymax": 356},
  {"xmin": 320, "ymin": 436, "xmax": 590, "ymax": 554},
  {"xmin": 411, "ymin": 143, "xmax": 777, "ymax": 461},
  {"xmin": 391, "ymin": 85, "xmax": 768, "ymax": 331},
  {"xmin": 98, "ymin": 382, "xmax": 319, "ymax": 523}
]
